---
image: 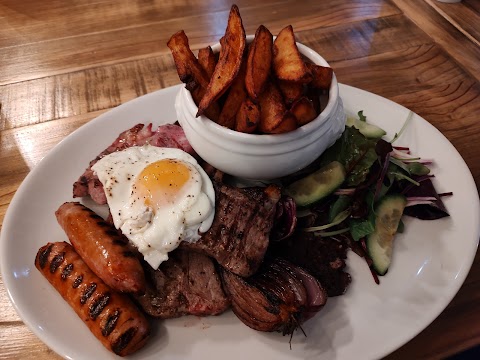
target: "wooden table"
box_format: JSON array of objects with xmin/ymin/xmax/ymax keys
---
[{"xmin": 1, "ymin": 0, "xmax": 479, "ymax": 358}]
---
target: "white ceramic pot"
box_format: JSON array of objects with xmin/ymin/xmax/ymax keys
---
[{"xmin": 176, "ymin": 36, "xmax": 346, "ymax": 180}]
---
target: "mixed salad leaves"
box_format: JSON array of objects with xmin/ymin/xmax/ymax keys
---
[{"xmin": 282, "ymin": 111, "xmax": 451, "ymax": 281}]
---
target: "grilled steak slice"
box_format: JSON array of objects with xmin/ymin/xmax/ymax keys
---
[
  {"xmin": 73, "ymin": 123, "xmax": 195, "ymax": 204},
  {"xmin": 134, "ymin": 250, "xmax": 229, "ymax": 318},
  {"xmin": 271, "ymin": 232, "xmax": 351, "ymax": 297},
  {"xmin": 182, "ymin": 183, "xmax": 281, "ymax": 278}
]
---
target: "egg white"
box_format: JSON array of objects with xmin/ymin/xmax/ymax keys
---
[{"xmin": 91, "ymin": 145, "xmax": 215, "ymax": 269}]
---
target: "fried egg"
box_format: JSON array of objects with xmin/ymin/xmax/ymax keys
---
[{"xmin": 91, "ymin": 145, "xmax": 215, "ymax": 269}]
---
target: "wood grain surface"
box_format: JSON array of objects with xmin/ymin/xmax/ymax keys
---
[{"xmin": 1, "ymin": 0, "xmax": 479, "ymax": 359}]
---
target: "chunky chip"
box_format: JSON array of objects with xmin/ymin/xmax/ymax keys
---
[
  {"xmin": 197, "ymin": 5, "xmax": 246, "ymax": 117},
  {"xmin": 290, "ymin": 97, "xmax": 318, "ymax": 126},
  {"xmin": 168, "ymin": 31, "xmax": 220, "ymax": 121},
  {"xmin": 278, "ymin": 80, "xmax": 304, "ymax": 107},
  {"xmin": 196, "ymin": 47, "xmax": 221, "ymax": 121},
  {"xmin": 167, "ymin": 30, "xmax": 209, "ymax": 89},
  {"xmin": 258, "ymin": 81, "xmax": 288, "ymax": 133},
  {"xmin": 218, "ymin": 60, "xmax": 247, "ymax": 128},
  {"xmin": 191, "ymin": 87, "xmax": 221, "ymax": 122},
  {"xmin": 307, "ymin": 62, "xmax": 333, "ymax": 90},
  {"xmin": 270, "ymin": 112, "xmax": 298, "ymax": 134},
  {"xmin": 198, "ymin": 46, "xmax": 217, "ymax": 80},
  {"xmin": 245, "ymin": 25, "xmax": 273, "ymax": 101},
  {"xmin": 235, "ymin": 98, "xmax": 260, "ymax": 133},
  {"xmin": 273, "ymin": 25, "xmax": 312, "ymax": 83}
]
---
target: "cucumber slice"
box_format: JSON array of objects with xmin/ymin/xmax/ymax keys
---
[
  {"xmin": 285, "ymin": 161, "xmax": 346, "ymax": 207},
  {"xmin": 346, "ymin": 116, "xmax": 386, "ymax": 139},
  {"xmin": 367, "ymin": 194, "xmax": 407, "ymax": 275}
]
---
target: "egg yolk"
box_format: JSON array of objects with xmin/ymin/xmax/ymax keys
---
[{"xmin": 134, "ymin": 159, "xmax": 191, "ymax": 208}]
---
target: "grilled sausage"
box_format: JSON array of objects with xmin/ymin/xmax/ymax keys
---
[
  {"xmin": 35, "ymin": 241, "xmax": 150, "ymax": 356},
  {"xmin": 55, "ymin": 202, "xmax": 146, "ymax": 294}
]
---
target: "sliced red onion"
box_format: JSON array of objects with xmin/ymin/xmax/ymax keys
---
[
  {"xmin": 407, "ymin": 196, "xmax": 437, "ymax": 202},
  {"xmin": 390, "ymin": 147, "xmax": 434, "ymax": 165},
  {"xmin": 275, "ymin": 259, "xmax": 327, "ymax": 320},
  {"xmin": 406, "ymin": 200, "xmax": 435, "ymax": 207},
  {"xmin": 271, "ymin": 196, "xmax": 297, "ymax": 241},
  {"xmin": 391, "ymin": 148, "xmax": 417, "ymax": 159},
  {"xmin": 270, "ymin": 261, "xmax": 308, "ymax": 307},
  {"xmin": 334, "ymin": 188, "xmax": 356, "ymax": 195},
  {"xmin": 291, "ymin": 267, "xmax": 327, "ymax": 308}
]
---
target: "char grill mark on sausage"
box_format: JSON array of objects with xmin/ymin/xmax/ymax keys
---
[
  {"xmin": 182, "ymin": 183, "xmax": 281, "ymax": 277},
  {"xmin": 80, "ymin": 283, "xmax": 97, "ymax": 304},
  {"xmin": 112, "ymin": 327, "xmax": 137, "ymax": 354},
  {"xmin": 35, "ymin": 242, "xmax": 150, "ymax": 356},
  {"xmin": 72, "ymin": 275, "xmax": 83, "ymax": 289},
  {"xmin": 89, "ymin": 293, "xmax": 110, "ymax": 320},
  {"xmin": 61, "ymin": 263, "xmax": 73, "ymax": 280},
  {"xmin": 50, "ymin": 252, "xmax": 65, "ymax": 273},
  {"xmin": 38, "ymin": 243, "xmax": 53, "ymax": 269},
  {"xmin": 102, "ymin": 309, "xmax": 121, "ymax": 336},
  {"xmin": 135, "ymin": 249, "xmax": 230, "ymax": 318}
]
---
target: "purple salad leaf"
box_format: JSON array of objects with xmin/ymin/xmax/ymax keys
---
[{"xmin": 402, "ymin": 178, "xmax": 450, "ymax": 220}]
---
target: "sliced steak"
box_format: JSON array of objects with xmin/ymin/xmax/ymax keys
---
[
  {"xmin": 271, "ymin": 232, "xmax": 351, "ymax": 297},
  {"xmin": 135, "ymin": 249, "xmax": 229, "ymax": 318},
  {"xmin": 73, "ymin": 123, "xmax": 195, "ymax": 204},
  {"xmin": 182, "ymin": 183, "xmax": 281, "ymax": 278}
]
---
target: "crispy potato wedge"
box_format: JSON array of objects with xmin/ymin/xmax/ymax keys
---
[
  {"xmin": 306, "ymin": 88, "xmax": 321, "ymax": 114},
  {"xmin": 168, "ymin": 31, "xmax": 220, "ymax": 121},
  {"xmin": 197, "ymin": 5, "xmax": 246, "ymax": 117},
  {"xmin": 169, "ymin": 9, "xmax": 332, "ymax": 134},
  {"xmin": 290, "ymin": 97, "xmax": 318, "ymax": 126},
  {"xmin": 270, "ymin": 112, "xmax": 298, "ymax": 134},
  {"xmin": 218, "ymin": 59, "xmax": 247, "ymax": 128},
  {"xmin": 307, "ymin": 62, "xmax": 333, "ymax": 90},
  {"xmin": 273, "ymin": 25, "xmax": 311, "ymax": 83},
  {"xmin": 185, "ymin": 80, "xmax": 198, "ymax": 93},
  {"xmin": 278, "ymin": 80, "xmax": 304, "ymax": 107},
  {"xmin": 198, "ymin": 46, "xmax": 217, "ymax": 80},
  {"xmin": 258, "ymin": 81, "xmax": 288, "ymax": 133},
  {"xmin": 191, "ymin": 87, "xmax": 221, "ymax": 122},
  {"xmin": 235, "ymin": 98, "xmax": 260, "ymax": 133},
  {"xmin": 167, "ymin": 30, "xmax": 209, "ymax": 89},
  {"xmin": 245, "ymin": 25, "xmax": 273, "ymax": 101}
]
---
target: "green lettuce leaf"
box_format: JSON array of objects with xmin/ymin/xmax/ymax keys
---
[
  {"xmin": 349, "ymin": 218, "xmax": 375, "ymax": 241},
  {"xmin": 319, "ymin": 127, "xmax": 379, "ymax": 186}
]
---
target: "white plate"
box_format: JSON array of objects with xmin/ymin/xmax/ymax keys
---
[{"xmin": 1, "ymin": 84, "xmax": 479, "ymax": 360}]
